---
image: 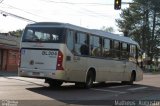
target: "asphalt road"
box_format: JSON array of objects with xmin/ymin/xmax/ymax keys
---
[{"xmin": 0, "ymin": 73, "xmax": 160, "ymax": 106}]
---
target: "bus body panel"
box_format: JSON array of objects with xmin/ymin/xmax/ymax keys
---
[
  {"xmin": 123, "ymin": 61, "xmax": 143, "ymax": 81},
  {"xmin": 123, "ymin": 61, "xmax": 137, "ymax": 81},
  {"xmin": 135, "ymin": 66, "xmax": 143, "ymax": 81},
  {"xmin": 19, "ymin": 68, "xmax": 66, "ymax": 80},
  {"xmin": 65, "ymin": 55, "xmax": 143, "ymax": 83},
  {"xmin": 86, "ymin": 58, "xmax": 125, "ymax": 82},
  {"xmin": 65, "ymin": 56, "xmax": 87, "ymax": 82},
  {"xmin": 21, "ymin": 49, "xmax": 58, "ymax": 70},
  {"xmin": 19, "ymin": 43, "xmax": 67, "ymax": 81}
]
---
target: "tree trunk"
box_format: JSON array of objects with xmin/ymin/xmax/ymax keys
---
[{"xmin": 150, "ymin": 9, "xmax": 156, "ymax": 62}]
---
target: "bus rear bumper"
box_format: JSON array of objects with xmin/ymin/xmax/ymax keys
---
[{"xmin": 18, "ymin": 68, "xmax": 66, "ymax": 80}]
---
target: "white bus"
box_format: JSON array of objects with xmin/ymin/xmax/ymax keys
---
[{"xmin": 19, "ymin": 22, "xmax": 143, "ymax": 88}]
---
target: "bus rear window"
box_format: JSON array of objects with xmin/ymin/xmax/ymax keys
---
[{"xmin": 22, "ymin": 27, "xmax": 65, "ymax": 43}]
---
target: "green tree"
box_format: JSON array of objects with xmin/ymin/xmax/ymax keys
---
[
  {"xmin": 8, "ymin": 29, "xmax": 23, "ymax": 37},
  {"xmin": 116, "ymin": 0, "xmax": 160, "ymax": 62},
  {"xmin": 101, "ymin": 26, "xmax": 115, "ymax": 33}
]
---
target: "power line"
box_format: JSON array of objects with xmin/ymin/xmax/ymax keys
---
[
  {"xmin": 0, "ymin": 3, "xmax": 51, "ymax": 20},
  {"xmin": 40, "ymin": 0, "xmax": 113, "ymax": 18},
  {"xmin": 40, "ymin": 0, "xmax": 113, "ymax": 6},
  {"xmin": 1, "ymin": 0, "xmax": 113, "ymax": 19},
  {"xmin": 0, "ymin": 0, "xmax": 4, "ymax": 3},
  {"xmin": 0, "ymin": 0, "xmax": 115, "ymax": 23},
  {"xmin": 0, "ymin": 9, "xmax": 36, "ymax": 22}
]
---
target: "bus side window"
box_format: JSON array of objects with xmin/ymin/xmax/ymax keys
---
[
  {"xmin": 130, "ymin": 45, "xmax": 136, "ymax": 58},
  {"xmin": 137, "ymin": 48, "xmax": 143, "ymax": 67},
  {"xmin": 75, "ymin": 32, "xmax": 89, "ymax": 55},
  {"xmin": 111, "ymin": 40, "xmax": 120, "ymax": 59},
  {"xmin": 103, "ymin": 38, "xmax": 111, "ymax": 57},
  {"xmin": 121, "ymin": 43, "xmax": 129, "ymax": 59},
  {"xmin": 66, "ymin": 30, "xmax": 74, "ymax": 53},
  {"xmin": 90, "ymin": 35, "xmax": 101, "ymax": 56},
  {"xmin": 24, "ymin": 29, "xmax": 33, "ymax": 40},
  {"xmin": 129, "ymin": 45, "xmax": 137, "ymax": 62}
]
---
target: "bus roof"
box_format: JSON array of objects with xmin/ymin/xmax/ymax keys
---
[{"xmin": 27, "ymin": 22, "xmax": 139, "ymax": 46}]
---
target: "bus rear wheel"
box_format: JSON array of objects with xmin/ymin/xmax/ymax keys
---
[
  {"xmin": 128, "ymin": 72, "xmax": 136, "ymax": 85},
  {"xmin": 75, "ymin": 71, "xmax": 95, "ymax": 89},
  {"xmin": 46, "ymin": 79, "xmax": 63, "ymax": 88},
  {"xmin": 84, "ymin": 71, "xmax": 94, "ymax": 89},
  {"xmin": 122, "ymin": 72, "xmax": 136, "ymax": 85}
]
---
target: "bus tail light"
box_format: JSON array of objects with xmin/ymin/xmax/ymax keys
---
[{"xmin": 56, "ymin": 50, "xmax": 64, "ymax": 70}]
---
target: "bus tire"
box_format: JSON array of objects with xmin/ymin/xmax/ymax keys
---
[
  {"xmin": 122, "ymin": 71, "xmax": 136, "ymax": 85},
  {"xmin": 129, "ymin": 71, "xmax": 136, "ymax": 85},
  {"xmin": 47, "ymin": 79, "xmax": 63, "ymax": 88},
  {"xmin": 84, "ymin": 71, "xmax": 94, "ymax": 89},
  {"xmin": 75, "ymin": 82, "xmax": 84, "ymax": 88}
]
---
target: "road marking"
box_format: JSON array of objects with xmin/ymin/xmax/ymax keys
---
[
  {"xmin": 127, "ymin": 87, "xmax": 148, "ymax": 91},
  {"xmin": 108, "ymin": 85, "xmax": 131, "ymax": 89},
  {"xmin": 91, "ymin": 88, "xmax": 127, "ymax": 94}
]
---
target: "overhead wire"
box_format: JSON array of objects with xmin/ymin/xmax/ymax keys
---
[
  {"xmin": 0, "ymin": 3, "xmax": 52, "ymax": 20},
  {"xmin": 40, "ymin": 0, "xmax": 113, "ymax": 6},
  {"xmin": 0, "ymin": 0, "xmax": 4, "ymax": 3},
  {"xmin": 0, "ymin": 1, "xmax": 37, "ymax": 22},
  {"xmin": 65, "ymin": 5, "xmax": 112, "ymax": 19},
  {"xmin": 39, "ymin": 0, "xmax": 114, "ymax": 19},
  {"xmin": 2, "ymin": 0, "xmax": 113, "ymax": 21},
  {"xmin": 0, "ymin": 9, "xmax": 36, "ymax": 22},
  {"xmin": 0, "ymin": 0, "xmax": 117, "ymax": 23},
  {"xmin": 1, "ymin": 0, "xmax": 114, "ymax": 18}
]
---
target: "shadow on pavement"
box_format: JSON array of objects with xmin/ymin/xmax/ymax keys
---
[{"xmin": 26, "ymin": 82, "xmax": 160, "ymax": 105}]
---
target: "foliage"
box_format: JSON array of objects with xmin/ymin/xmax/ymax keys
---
[
  {"xmin": 8, "ymin": 29, "xmax": 23, "ymax": 37},
  {"xmin": 101, "ymin": 26, "xmax": 115, "ymax": 33},
  {"xmin": 116, "ymin": 0, "xmax": 160, "ymax": 60}
]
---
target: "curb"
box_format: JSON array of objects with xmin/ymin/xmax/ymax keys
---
[{"xmin": 0, "ymin": 71, "xmax": 18, "ymax": 77}]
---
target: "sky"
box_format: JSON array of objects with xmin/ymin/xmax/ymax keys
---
[{"xmin": 0, "ymin": 0, "xmax": 132, "ymax": 33}]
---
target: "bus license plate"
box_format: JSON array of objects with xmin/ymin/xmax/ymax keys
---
[{"xmin": 32, "ymin": 72, "xmax": 40, "ymax": 76}]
